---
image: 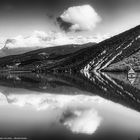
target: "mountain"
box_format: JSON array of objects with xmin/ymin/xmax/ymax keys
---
[
  {"xmin": 1, "ymin": 31, "xmax": 102, "ymax": 57},
  {"xmin": 103, "ymin": 50, "xmax": 140, "ymax": 71},
  {"xmin": 0, "ymin": 25, "xmax": 140, "ymax": 72},
  {"xmin": 0, "ymin": 71, "xmax": 139, "ymax": 112},
  {"xmin": 0, "ymin": 43, "xmax": 95, "ymax": 72},
  {"xmin": 0, "ymin": 36, "xmax": 97, "ymax": 57},
  {"xmin": 0, "ymin": 25, "xmax": 140, "ymax": 112}
]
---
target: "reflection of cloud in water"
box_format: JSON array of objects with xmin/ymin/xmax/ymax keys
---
[
  {"xmin": 60, "ymin": 108, "xmax": 102, "ymax": 134},
  {"xmin": 0, "ymin": 92, "xmax": 102, "ymax": 134},
  {"xmin": 0, "ymin": 92, "xmax": 140, "ymax": 136},
  {"xmin": 5, "ymin": 93, "xmax": 104, "ymax": 110}
]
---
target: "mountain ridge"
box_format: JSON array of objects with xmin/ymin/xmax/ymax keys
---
[{"xmin": 0, "ymin": 25, "xmax": 140, "ymax": 72}]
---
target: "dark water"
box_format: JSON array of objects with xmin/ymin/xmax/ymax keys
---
[{"xmin": 0, "ymin": 72, "xmax": 140, "ymax": 140}]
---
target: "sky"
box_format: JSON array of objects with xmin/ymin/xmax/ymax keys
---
[{"xmin": 0, "ymin": 0, "xmax": 140, "ymax": 38}]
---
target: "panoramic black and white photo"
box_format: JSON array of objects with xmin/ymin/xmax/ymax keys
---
[{"xmin": 0, "ymin": 0, "xmax": 140, "ymax": 140}]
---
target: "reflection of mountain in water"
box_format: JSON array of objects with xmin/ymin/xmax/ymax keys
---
[
  {"xmin": 0, "ymin": 71, "xmax": 140, "ymax": 112},
  {"xmin": 107, "ymin": 72, "xmax": 140, "ymax": 88}
]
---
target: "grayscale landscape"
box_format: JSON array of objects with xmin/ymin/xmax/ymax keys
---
[{"xmin": 0, "ymin": 0, "xmax": 140, "ymax": 140}]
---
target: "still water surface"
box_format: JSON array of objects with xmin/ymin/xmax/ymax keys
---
[{"xmin": 0, "ymin": 72, "xmax": 140, "ymax": 140}]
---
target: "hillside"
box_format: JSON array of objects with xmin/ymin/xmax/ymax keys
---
[
  {"xmin": 103, "ymin": 50, "xmax": 140, "ymax": 71},
  {"xmin": 0, "ymin": 25, "xmax": 140, "ymax": 72}
]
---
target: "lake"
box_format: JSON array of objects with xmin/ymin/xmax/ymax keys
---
[{"xmin": 0, "ymin": 72, "xmax": 140, "ymax": 140}]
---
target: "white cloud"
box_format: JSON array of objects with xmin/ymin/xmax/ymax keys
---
[
  {"xmin": 2, "ymin": 30, "xmax": 109, "ymax": 50},
  {"xmin": 0, "ymin": 5, "xmax": 104, "ymax": 51},
  {"xmin": 61, "ymin": 109, "xmax": 102, "ymax": 134},
  {"xmin": 59, "ymin": 5, "xmax": 101, "ymax": 32}
]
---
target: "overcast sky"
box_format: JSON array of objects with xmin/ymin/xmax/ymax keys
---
[{"xmin": 0, "ymin": 0, "xmax": 140, "ymax": 37}]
